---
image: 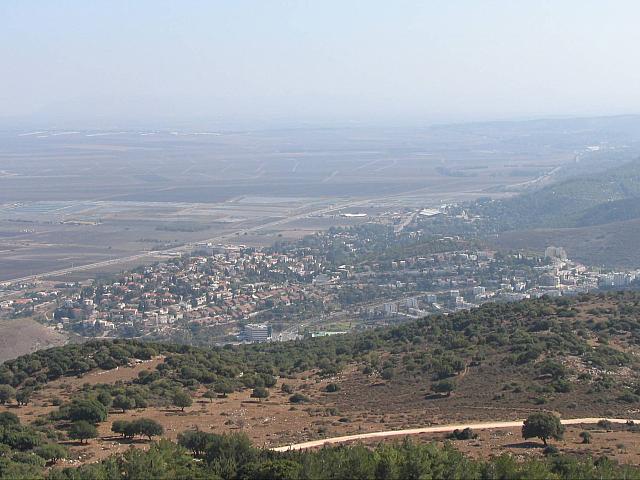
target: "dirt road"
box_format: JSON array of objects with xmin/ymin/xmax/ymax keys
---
[{"xmin": 272, "ymin": 417, "xmax": 637, "ymax": 451}]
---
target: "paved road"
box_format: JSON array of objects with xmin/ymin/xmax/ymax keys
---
[{"xmin": 272, "ymin": 417, "xmax": 637, "ymax": 451}]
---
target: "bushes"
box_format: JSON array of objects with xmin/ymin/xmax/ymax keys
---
[
  {"xmin": 34, "ymin": 443, "xmax": 68, "ymax": 462},
  {"xmin": 617, "ymin": 392, "xmax": 640, "ymax": 403},
  {"xmin": 51, "ymin": 433, "xmax": 640, "ymax": 480},
  {"xmin": 0, "ymin": 424, "xmax": 45, "ymax": 451}
]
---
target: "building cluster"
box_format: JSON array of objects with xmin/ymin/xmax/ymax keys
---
[
  {"xmin": 352, "ymin": 247, "xmax": 639, "ymax": 321},
  {"xmin": 41, "ymin": 244, "xmax": 328, "ymax": 339},
  {"xmin": 2, "ymin": 205, "xmax": 640, "ymax": 346}
]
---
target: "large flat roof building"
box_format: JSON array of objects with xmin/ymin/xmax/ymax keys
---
[{"xmin": 243, "ymin": 323, "xmax": 272, "ymax": 342}]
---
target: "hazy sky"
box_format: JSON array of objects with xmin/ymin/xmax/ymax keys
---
[{"xmin": 2, "ymin": 0, "xmax": 640, "ymax": 127}]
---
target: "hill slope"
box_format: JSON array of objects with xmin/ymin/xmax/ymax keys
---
[
  {"xmin": 478, "ymin": 159, "xmax": 640, "ymax": 231},
  {"xmin": 3, "ymin": 292, "xmax": 640, "ymax": 475}
]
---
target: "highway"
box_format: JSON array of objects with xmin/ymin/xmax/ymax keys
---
[{"xmin": 272, "ymin": 417, "xmax": 637, "ymax": 451}]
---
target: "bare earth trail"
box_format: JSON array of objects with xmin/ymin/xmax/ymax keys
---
[{"xmin": 272, "ymin": 418, "xmax": 637, "ymax": 451}]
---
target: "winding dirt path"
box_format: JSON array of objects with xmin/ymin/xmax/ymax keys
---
[{"xmin": 272, "ymin": 417, "xmax": 637, "ymax": 452}]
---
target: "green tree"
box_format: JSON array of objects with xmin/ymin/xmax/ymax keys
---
[
  {"xmin": 579, "ymin": 431, "xmax": 592, "ymax": 444},
  {"xmin": 113, "ymin": 395, "xmax": 135, "ymax": 413},
  {"xmin": 111, "ymin": 420, "xmax": 130, "ymax": 438},
  {"xmin": 251, "ymin": 387, "xmax": 269, "ymax": 402},
  {"xmin": 203, "ymin": 389, "xmax": 216, "ymax": 403},
  {"xmin": 96, "ymin": 391, "xmax": 113, "ymax": 409},
  {"xmin": 522, "ymin": 412, "xmax": 565, "ymax": 445},
  {"xmin": 68, "ymin": 399, "xmax": 108, "ymax": 423},
  {"xmin": 15, "ymin": 388, "xmax": 32, "ymax": 406},
  {"xmin": 133, "ymin": 418, "xmax": 164, "ymax": 440},
  {"xmin": 177, "ymin": 430, "xmax": 211, "ymax": 457},
  {"xmin": 68, "ymin": 421, "xmax": 98, "ymax": 444},
  {"xmin": 172, "ymin": 390, "xmax": 193, "ymax": 412},
  {"xmin": 214, "ymin": 380, "xmax": 234, "ymax": 398},
  {"xmin": 0, "ymin": 385, "xmax": 16, "ymax": 405}
]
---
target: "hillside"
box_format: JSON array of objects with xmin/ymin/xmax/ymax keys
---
[
  {"xmin": 475, "ymin": 159, "xmax": 640, "ymax": 267},
  {"xmin": 493, "ymin": 217, "xmax": 640, "ymax": 268},
  {"xmin": 477, "ymin": 158, "xmax": 640, "ymax": 231},
  {"xmin": 2, "ymin": 292, "xmax": 640, "ymax": 476}
]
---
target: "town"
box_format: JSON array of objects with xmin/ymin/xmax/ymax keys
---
[{"xmin": 2, "ymin": 207, "xmax": 638, "ymax": 347}]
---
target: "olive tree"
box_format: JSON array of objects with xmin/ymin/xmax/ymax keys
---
[{"xmin": 522, "ymin": 412, "xmax": 564, "ymax": 446}]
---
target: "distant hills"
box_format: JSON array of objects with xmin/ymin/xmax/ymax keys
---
[
  {"xmin": 480, "ymin": 158, "xmax": 640, "ymax": 267},
  {"xmin": 479, "ymin": 158, "xmax": 640, "ymax": 231}
]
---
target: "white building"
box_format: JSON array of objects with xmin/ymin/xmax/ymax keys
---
[{"xmin": 243, "ymin": 323, "xmax": 272, "ymax": 342}]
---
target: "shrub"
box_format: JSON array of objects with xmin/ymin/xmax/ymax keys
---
[
  {"xmin": 0, "ymin": 411, "xmax": 20, "ymax": 427},
  {"xmin": 251, "ymin": 387, "xmax": 269, "ymax": 402},
  {"xmin": 448, "ymin": 428, "xmax": 478, "ymax": 440},
  {"xmin": 432, "ymin": 379, "xmax": 455, "ymax": 396},
  {"xmin": 35, "ymin": 443, "xmax": 68, "ymax": 462},
  {"xmin": 0, "ymin": 385, "xmax": 16, "ymax": 404},
  {"xmin": 289, "ymin": 393, "xmax": 310, "ymax": 404},
  {"xmin": 597, "ymin": 419, "xmax": 613, "ymax": 430}
]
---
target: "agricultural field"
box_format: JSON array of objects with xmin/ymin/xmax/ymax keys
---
[{"xmin": 0, "ymin": 119, "xmax": 604, "ymax": 283}]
